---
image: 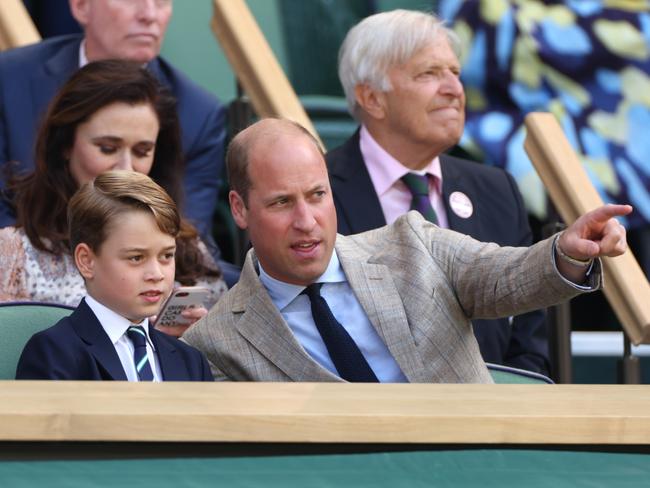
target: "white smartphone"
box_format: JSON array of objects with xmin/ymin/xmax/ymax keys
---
[{"xmin": 154, "ymin": 286, "xmax": 210, "ymax": 327}]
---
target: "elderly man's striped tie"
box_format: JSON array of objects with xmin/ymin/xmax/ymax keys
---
[
  {"xmin": 127, "ymin": 325, "xmax": 154, "ymax": 381},
  {"xmin": 401, "ymin": 173, "xmax": 438, "ymax": 225}
]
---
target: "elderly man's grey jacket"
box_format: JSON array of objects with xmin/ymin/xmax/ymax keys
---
[{"xmin": 183, "ymin": 212, "xmax": 599, "ymax": 382}]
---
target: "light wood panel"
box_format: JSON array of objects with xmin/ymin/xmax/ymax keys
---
[
  {"xmin": 0, "ymin": 0, "xmax": 40, "ymax": 50},
  {"xmin": 211, "ymin": 0, "xmax": 322, "ymax": 146},
  {"xmin": 2, "ymin": 381, "xmax": 650, "ymax": 444},
  {"xmin": 524, "ymin": 112, "xmax": 650, "ymax": 345}
]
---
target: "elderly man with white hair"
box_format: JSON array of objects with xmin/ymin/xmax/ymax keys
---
[{"xmin": 326, "ymin": 9, "xmax": 549, "ymax": 374}]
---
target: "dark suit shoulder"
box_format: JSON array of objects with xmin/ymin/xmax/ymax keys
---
[
  {"xmin": 325, "ymin": 131, "xmax": 388, "ymax": 235},
  {"xmin": 0, "ymin": 34, "xmax": 80, "ymax": 67},
  {"xmin": 441, "ymin": 154, "xmax": 515, "ymax": 186},
  {"xmin": 325, "ymin": 130, "xmax": 361, "ymax": 177},
  {"xmin": 325, "ymin": 140, "xmax": 347, "ymax": 169},
  {"xmin": 152, "ymin": 56, "xmax": 224, "ymax": 113},
  {"xmin": 15, "ymin": 315, "xmax": 84, "ymax": 380},
  {"xmin": 151, "ymin": 328, "xmax": 214, "ymax": 381},
  {"xmin": 24, "ymin": 313, "xmax": 78, "ymax": 343}
]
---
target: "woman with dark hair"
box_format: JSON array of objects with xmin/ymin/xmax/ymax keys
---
[{"xmin": 0, "ymin": 60, "xmax": 226, "ymax": 333}]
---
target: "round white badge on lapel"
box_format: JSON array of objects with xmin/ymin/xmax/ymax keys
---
[{"xmin": 449, "ymin": 191, "xmax": 473, "ymax": 219}]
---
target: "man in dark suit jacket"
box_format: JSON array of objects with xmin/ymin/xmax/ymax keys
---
[
  {"xmin": 16, "ymin": 299, "xmax": 213, "ymax": 381},
  {"xmin": 326, "ymin": 10, "xmax": 548, "ymax": 374},
  {"xmin": 0, "ymin": 1, "xmax": 227, "ymax": 258},
  {"xmin": 16, "ymin": 169, "xmax": 215, "ymax": 381}
]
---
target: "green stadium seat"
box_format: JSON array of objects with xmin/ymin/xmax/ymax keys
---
[{"xmin": 0, "ymin": 302, "xmax": 74, "ymax": 379}]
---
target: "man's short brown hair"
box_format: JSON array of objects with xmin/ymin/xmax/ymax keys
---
[{"xmin": 225, "ymin": 118, "xmax": 323, "ymax": 205}]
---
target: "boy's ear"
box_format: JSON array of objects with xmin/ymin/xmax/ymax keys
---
[
  {"xmin": 74, "ymin": 243, "xmax": 96, "ymax": 280},
  {"xmin": 229, "ymin": 190, "xmax": 249, "ymax": 230}
]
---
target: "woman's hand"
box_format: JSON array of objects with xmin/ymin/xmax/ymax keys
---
[{"xmin": 152, "ymin": 306, "xmax": 208, "ymax": 338}]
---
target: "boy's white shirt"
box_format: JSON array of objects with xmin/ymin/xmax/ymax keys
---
[{"xmin": 85, "ymin": 294, "xmax": 162, "ymax": 381}]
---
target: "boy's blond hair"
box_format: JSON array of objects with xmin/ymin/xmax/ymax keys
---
[{"xmin": 68, "ymin": 170, "xmax": 180, "ymax": 254}]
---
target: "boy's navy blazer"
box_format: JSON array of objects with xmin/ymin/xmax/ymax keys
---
[
  {"xmin": 16, "ymin": 299, "xmax": 213, "ymax": 381},
  {"xmin": 325, "ymin": 130, "xmax": 549, "ymax": 374},
  {"xmin": 0, "ymin": 34, "xmax": 226, "ymax": 239}
]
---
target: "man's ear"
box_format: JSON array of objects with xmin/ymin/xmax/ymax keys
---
[
  {"xmin": 354, "ymin": 83, "xmax": 386, "ymax": 120},
  {"xmin": 229, "ymin": 190, "xmax": 249, "ymax": 230},
  {"xmin": 74, "ymin": 243, "xmax": 96, "ymax": 280},
  {"xmin": 68, "ymin": 0, "xmax": 90, "ymax": 26}
]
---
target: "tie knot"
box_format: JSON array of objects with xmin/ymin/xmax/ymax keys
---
[
  {"xmin": 401, "ymin": 173, "xmax": 430, "ymax": 197},
  {"xmin": 127, "ymin": 325, "xmax": 148, "ymax": 347},
  {"xmin": 302, "ymin": 282, "xmax": 323, "ymax": 301}
]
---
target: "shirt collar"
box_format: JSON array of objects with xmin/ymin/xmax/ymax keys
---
[
  {"xmin": 84, "ymin": 294, "xmax": 154, "ymax": 349},
  {"xmin": 259, "ymin": 249, "xmax": 346, "ymax": 310},
  {"xmin": 359, "ymin": 124, "xmax": 443, "ymax": 195},
  {"xmin": 78, "ymin": 39, "xmax": 149, "ymax": 69},
  {"xmin": 78, "ymin": 39, "xmax": 88, "ymax": 68}
]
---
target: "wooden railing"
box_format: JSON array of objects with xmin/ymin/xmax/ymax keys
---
[
  {"xmin": 2, "ymin": 381, "xmax": 650, "ymax": 444},
  {"xmin": 0, "ymin": 0, "xmax": 40, "ymax": 50},
  {"xmin": 211, "ymin": 0, "xmax": 321, "ymax": 146}
]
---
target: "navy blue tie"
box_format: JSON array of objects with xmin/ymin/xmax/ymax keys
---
[
  {"xmin": 303, "ymin": 283, "xmax": 378, "ymax": 382},
  {"xmin": 401, "ymin": 173, "xmax": 438, "ymax": 224},
  {"xmin": 127, "ymin": 325, "xmax": 154, "ymax": 381}
]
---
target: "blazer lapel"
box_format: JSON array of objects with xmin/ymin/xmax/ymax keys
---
[
  {"xmin": 327, "ymin": 130, "xmax": 387, "ymax": 234},
  {"xmin": 440, "ymin": 154, "xmax": 479, "ymax": 236},
  {"xmin": 335, "ymin": 237, "xmax": 428, "ymax": 382},
  {"xmin": 232, "ymin": 254, "xmax": 341, "ymax": 382},
  {"xmin": 149, "ymin": 330, "xmax": 186, "ymax": 381},
  {"xmin": 70, "ymin": 299, "xmax": 128, "ymax": 381}
]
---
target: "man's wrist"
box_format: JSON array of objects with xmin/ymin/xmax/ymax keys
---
[
  {"xmin": 552, "ymin": 235, "xmax": 597, "ymax": 289},
  {"xmin": 556, "ymin": 237, "xmax": 593, "ymax": 268}
]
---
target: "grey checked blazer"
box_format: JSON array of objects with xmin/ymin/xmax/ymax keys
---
[{"xmin": 183, "ymin": 212, "xmax": 600, "ymax": 382}]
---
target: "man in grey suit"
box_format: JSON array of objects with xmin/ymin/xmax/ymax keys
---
[{"xmin": 183, "ymin": 118, "xmax": 631, "ymax": 383}]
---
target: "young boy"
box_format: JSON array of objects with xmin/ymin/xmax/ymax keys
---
[{"xmin": 16, "ymin": 171, "xmax": 213, "ymax": 381}]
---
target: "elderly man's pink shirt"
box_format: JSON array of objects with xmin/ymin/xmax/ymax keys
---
[{"xmin": 359, "ymin": 125, "xmax": 449, "ymax": 229}]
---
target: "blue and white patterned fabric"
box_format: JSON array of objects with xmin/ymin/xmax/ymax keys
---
[{"xmin": 439, "ymin": 0, "xmax": 650, "ymax": 230}]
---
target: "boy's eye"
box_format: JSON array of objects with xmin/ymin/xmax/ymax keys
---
[
  {"xmin": 162, "ymin": 252, "xmax": 175, "ymax": 261},
  {"xmin": 128, "ymin": 255, "xmax": 143, "ymax": 263}
]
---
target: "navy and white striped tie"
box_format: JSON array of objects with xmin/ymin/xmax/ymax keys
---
[{"xmin": 126, "ymin": 325, "xmax": 154, "ymax": 381}]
